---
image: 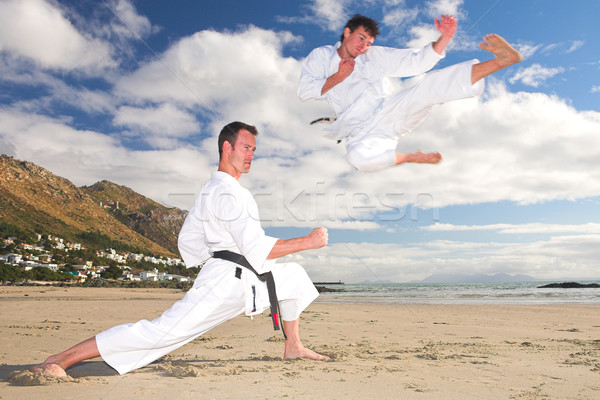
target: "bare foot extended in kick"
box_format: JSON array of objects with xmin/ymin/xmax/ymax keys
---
[
  {"xmin": 479, "ymin": 33, "xmax": 522, "ymax": 67},
  {"xmin": 471, "ymin": 34, "xmax": 522, "ymax": 84},
  {"xmin": 284, "ymin": 339, "xmax": 330, "ymax": 361},
  {"xmin": 396, "ymin": 151, "xmax": 442, "ymax": 166}
]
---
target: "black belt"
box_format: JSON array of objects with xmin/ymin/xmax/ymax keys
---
[{"xmin": 212, "ymin": 250, "xmax": 286, "ymax": 338}]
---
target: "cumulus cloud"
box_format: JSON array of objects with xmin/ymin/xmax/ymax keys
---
[
  {"xmin": 3, "ymin": 17, "xmax": 600, "ymax": 221},
  {"xmin": 0, "ymin": 106, "xmax": 213, "ymax": 206},
  {"xmin": 0, "ymin": 0, "xmax": 115, "ymax": 73},
  {"xmin": 423, "ymin": 0, "xmax": 464, "ymax": 19},
  {"xmin": 310, "ymin": 0, "xmax": 349, "ymax": 32},
  {"xmin": 108, "ymin": 0, "xmax": 156, "ymax": 39},
  {"xmin": 423, "ymin": 222, "xmax": 600, "ymax": 234},
  {"xmin": 282, "ymin": 234, "xmax": 600, "ymax": 282},
  {"xmin": 384, "ymin": 0, "xmax": 474, "ymax": 51},
  {"xmin": 275, "ymin": 0, "xmax": 349, "ymax": 32},
  {"xmin": 381, "ymin": 6, "xmax": 419, "ymax": 30},
  {"xmin": 405, "ymin": 24, "xmax": 440, "ymax": 48},
  {"xmin": 114, "ymin": 103, "xmax": 201, "ymax": 147},
  {"xmin": 509, "ymin": 63, "xmax": 564, "ymax": 87},
  {"xmin": 515, "ymin": 42, "xmax": 541, "ymax": 59},
  {"xmin": 114, "ymin": 27, "xmax": 302, "ymax": 110},
  {"xmin": 401, "ymin": 83, "xmax": 600, "ymax": 207}
]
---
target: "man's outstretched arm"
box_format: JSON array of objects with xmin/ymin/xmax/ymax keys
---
[
  {"xmin": 432, "ymin": 15, "xmax": 457, "ymax": 55},
  {"xmin": 267, "ymin": 227, "xmax": 328, "ymax": 259}
]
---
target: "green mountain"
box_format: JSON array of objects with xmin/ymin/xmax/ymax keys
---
[
  {"xmin": 0, "ymin": 155, "xmax": 187, "ymax": 257},
  {"xmin": 82, "ymin": 180, "xmax": 187, "ymax": 255}
]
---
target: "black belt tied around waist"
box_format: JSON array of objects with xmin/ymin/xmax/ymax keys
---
[{"xmin": 212, "ymin": 250, "xmax": 286, "ymax": 338}]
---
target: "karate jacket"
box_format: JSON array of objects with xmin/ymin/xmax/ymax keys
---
[
  {"xmin": 178, "ymin": 171, "xmax": 278, "ymax": 316},
  {"xmin": 298, "ymin": 41, "xmax": 444, "ymax": 141}
]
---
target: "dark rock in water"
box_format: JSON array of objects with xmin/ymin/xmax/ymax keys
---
[
  {"xmin": 537, "ymin": 282, "xmax": 600, "ymax": 288},
  {"xmin": 315, "ymin": 285, "xmax": 344, "ymax": 293}
]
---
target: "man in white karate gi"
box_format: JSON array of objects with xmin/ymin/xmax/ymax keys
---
[
  {"xmin": 298, "ymin": 14, "xmax": 522, "ymax": 172},
  {"xmin": 31, "ymin": 121, "xmax": 329, "ymax": 377}
]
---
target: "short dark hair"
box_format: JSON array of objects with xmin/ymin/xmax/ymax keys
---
[
  {"xmin": 218, "ymin": 121, "xmax": 258, "ymax": 159},
  {"xmin": 340, "ymin": 14, "xmax": 380, "ymax": 42}
]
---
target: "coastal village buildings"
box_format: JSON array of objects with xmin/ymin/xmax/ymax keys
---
[
  {"xmin": 134, "ymin": 269, "xmax": 190, "ymax": 283},
  {"xmin": 1, "ymin": 233, "xmax": 187, "ymax": 283}
]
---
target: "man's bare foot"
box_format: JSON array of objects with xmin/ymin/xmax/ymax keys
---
[
  {"xmin": 403, "ymin": 151, "xmax": 442, "ymax": 164},
  {"xmin": 30, "ymin": 362, "xmax": 68, "ymax": 377},
  {"xmin": 396, "ymin": 151, "xmax": 442, "ymax": 165},
  {"xmin": 284, "ymin": 342, "xmax": 330, "ymax": 361},
  {"xmin": 479, "ymin": 34, "xmax": 522, "ymax": 67}
]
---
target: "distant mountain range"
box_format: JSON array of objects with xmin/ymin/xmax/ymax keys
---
[
  {"xmin": 358, "ymin": 273, "xmax": 536, "ymax": 285},
  {"xmin": 0, "ymin": 155, "xmax": 187, "ymax": 257},
  {"xmin": 418, "ymin": 272, "xmax": 536, "ymax": 284}
]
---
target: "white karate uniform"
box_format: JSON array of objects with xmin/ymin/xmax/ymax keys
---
[
  {"xmin": 96, "ymin": 171, "xmax": 318, "ymax": 375},
  {"xmin": 298, "ymin": 42, "xmax": 485, "ymax": 172}
]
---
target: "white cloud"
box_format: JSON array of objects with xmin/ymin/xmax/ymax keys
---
[
  {"xmin": 509, "ymin": 63, "xmax": 564, "ymax": 87},
  {"xmin": 275, "ymin": 0, "xmax": 350, "ymax": 32},
  {"xmin": 381, "ymin": 6, "xmax": 419, "ymax": 28},
  {"xmin": 282, "ymin": 234, "xmax": 600, "ymax": 283},
  {"xmin": 515, "ymin": 42, "xmax": 541, "ymax": 59},
  {"xmin": 402, "ymin": 83, "xmax": 600, "ymax": 207},
  {"xmin": 109, "ymin": 0, "xmax": 156, "ymax": 39},
  {"xmin": 540, "ymin": 40, "xmax": 585, "ymax": 56},
  {"xmin": 405, "ymin": 24, "xmax": 440, "ymax": 48},
  {"xmin": 114, "ymin": 27, "xmax": 302, "ymax": 110},
  {"xmin": 398, "ymin": 0, "xmax": 473, "ymax": 51},
  {"xmin": 3, "ymin": 20, "xmax": 600, "ymax": 223},
  {"xmin": 0, "ymin": 107, "xmax": 213, "ymax": 206},
  {"xmin": 114, "ymin": 103, "xmax": 201, "ymax": 147},
  {"xmin": 310, "ymin": 0, "xmax": 349, "ymax": 32},
  {"xmin": 423, "ymin": 222, "xmax": 600, "ymax": 234},
  {"xmin": 567, "ymin": 40, "xmax": 584, "ymax": 53},
  {"xmin": 0, "ymin": 0, "xmax": 115, "ymax": 73},
  {"xmin": 423, "ymin": 0, "xmax": 464, "ymax": 19}
]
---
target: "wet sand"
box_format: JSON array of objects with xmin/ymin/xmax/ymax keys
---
[{"xmin": 1, "ymin": 286, "xmax": 599, "ymax": 399}]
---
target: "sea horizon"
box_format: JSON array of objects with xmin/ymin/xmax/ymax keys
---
[{"xmin": 314, "ymin": 280, "xmax": 600, "ymax": 305}]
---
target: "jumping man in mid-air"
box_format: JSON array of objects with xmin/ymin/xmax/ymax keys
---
[{"xmin": 298, "ymin": 14, "xmax": 522, "ymax": 172}]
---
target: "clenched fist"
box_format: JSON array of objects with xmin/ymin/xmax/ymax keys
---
[{"xmin": 307, "ymin": 227, "xmax": 328, "ymax": 249}]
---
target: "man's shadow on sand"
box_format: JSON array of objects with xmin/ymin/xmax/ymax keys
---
[{"xmin": 3, "ymin": 356, "xmax": 295, "ymax": 384}]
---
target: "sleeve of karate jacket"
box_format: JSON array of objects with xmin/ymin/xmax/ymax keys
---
[
  {"xmin": 372, "ymin": 43, "xmax": 445, "ymax": 78},
  {"xmin": 215, "ymin": 185, "xmax": 278, "ymax": 275},
  {"xmin": 297, "ymin": 46, "xmax": 331, "ymax": 101}
]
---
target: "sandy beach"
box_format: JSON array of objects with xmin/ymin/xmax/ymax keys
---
[{"xmin": 1, "ymin": 286, "xmax": 598, "ymax": 399}]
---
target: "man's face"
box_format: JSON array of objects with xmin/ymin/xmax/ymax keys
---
[
  {"xmin": 340, "ymin": 25, "xmax": 374, "ymax": 58},
  {"xmin": 228, "ymin": 129, "xmax": 256, "ymax": 176}
]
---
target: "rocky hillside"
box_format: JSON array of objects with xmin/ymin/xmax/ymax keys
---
[
  {"xmin": 82, "ymin": 181, "xmax": 187, "ymax": 254},
  {"xmin": 0, "ymin": 155, "xmax": 184, "ymax": 257}
]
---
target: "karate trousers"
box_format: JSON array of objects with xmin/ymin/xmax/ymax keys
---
[
  {"xmin": 345, "ymin": 59, "xmax": 485, "ymax": 172},
  {"xmin": 96, "ymin": 262, "xmax": 318, "ymax": 375}
]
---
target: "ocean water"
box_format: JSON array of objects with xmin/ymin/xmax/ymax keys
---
[{"xmin": 315, "ymin": 281, "xmax": 600, "ymax": 305}]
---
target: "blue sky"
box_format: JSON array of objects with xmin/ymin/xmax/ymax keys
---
[{"xmin": 1, "ymin": 0, "xmax": 599, "ymax": 283}]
